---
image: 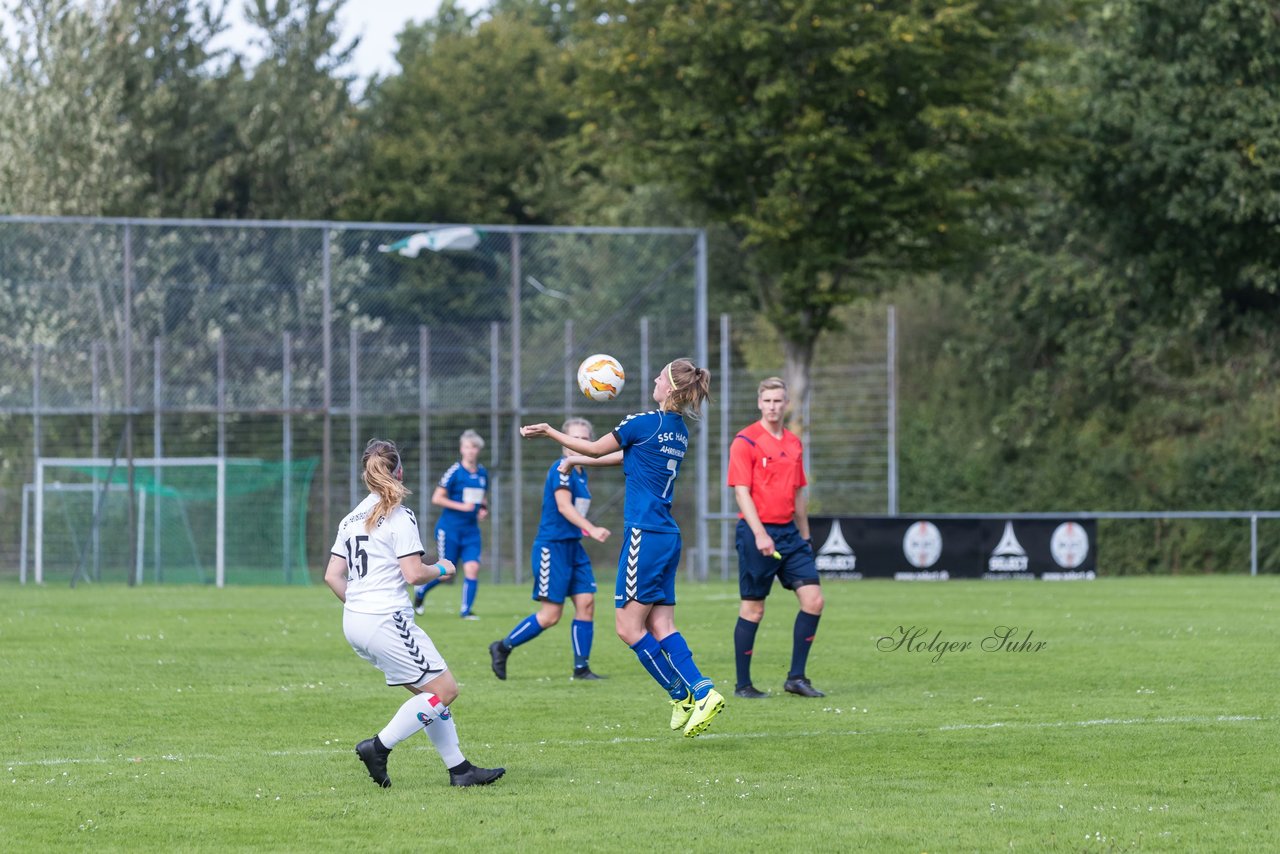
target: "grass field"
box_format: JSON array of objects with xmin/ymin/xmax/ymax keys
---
[{"xmin": 2, "ymin": 575, "xmax": 1277, "ymax": 852}]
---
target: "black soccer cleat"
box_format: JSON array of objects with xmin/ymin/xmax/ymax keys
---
[
  {"xmin": 489, "ymin": 640, "xmax": 510, "ymax": 680},
  {"xmin": 355, "ymin": 738, "xmax": 392, "ymax": 788},
  {"xmin": 572, "ymin": 667, "xmax": 605, "ymax": 680},
  {"xmin": 783, "ymin": 676, "xmax": 826, "ymax": 698},
  {"xmin": 734, "ymin": 683, "xmax": 769, "ymax": 699},
  {"xmin": 449, "ymin": 765, "xmax": 506, "ymax": 787}
]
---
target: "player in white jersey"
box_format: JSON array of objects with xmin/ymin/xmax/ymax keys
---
[{"xmin": 324, "ymin": 438, "xmax": 505, "ymax": 788}]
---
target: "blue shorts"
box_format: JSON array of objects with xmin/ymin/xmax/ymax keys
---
[
  {"xmin": 436, "ymin": 523, "xmax": 482, "ymax": 565},
  {"xmin": 615, "ymin": 526, "xmax": 680, "ymax": 607},
  {"xmin": 531, "ymin": 538, "xmax": 597, "ymax": 603},
  {"xmin": 736, "ymin": 519, "xmax": 820, "ymax": 600}
]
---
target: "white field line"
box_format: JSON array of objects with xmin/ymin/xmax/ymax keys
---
[{"xmin": 5, "ymin": 714, "xmax": 1265, "ymax": 768}]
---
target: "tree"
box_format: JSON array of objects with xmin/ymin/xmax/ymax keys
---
[
  {"xmin": 221, "ymin": 0, "xmax": 362, "ymax": 219},
  {"xmin": 348, "ymin": 0, "xmax": 578, "ymax": 225},
  {"xmin": 1077, "ymin": 0, "xmax": 1280, "ymax": 328},
  {"xmin": 572, "ymin": 0, "xmax": 1074, "ymax": 426},
  {"xmin": 105, "ymin": 0, "xmax": 239, "ymax": 217},
  {"xmin": 0, "ymin": 0, "xmax": 140, "ymax": 215}
]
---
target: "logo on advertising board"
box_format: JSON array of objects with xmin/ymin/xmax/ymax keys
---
[
  {"xmin": 815, "ymin": 520, "xmax": 858, "ymax": 577},
  {"xmin": 902, "ymin": 521, "xmax": 943, "ymax": 568},
  {"xmin": 988, "ymin": 521, "xmax": 1029, "ymax": 573},
  {"xmin": 1050, "ymin": 522, "xmax": 1089, "ymax": 568}
]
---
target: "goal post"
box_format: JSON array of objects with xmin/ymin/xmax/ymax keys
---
[{"xmin": 31, "ymin": 456, "xmax": 315, "ymax": 587}]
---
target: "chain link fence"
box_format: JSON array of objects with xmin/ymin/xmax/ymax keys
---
[{"xmin": 0, "ymin": 215, "xmax": 894, "ymax": 585}]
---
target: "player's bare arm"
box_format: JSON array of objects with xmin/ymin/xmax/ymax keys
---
[
  {"xmin": 554, "ymin": 489, "xmax": 611, "ymax": 542},
  {"xmin": 324, "ymin": 554, "xmax": 349, "ymax": 602},
  {"xmin": 521, "ymin": 423, "xmax": 621, "ymax": 458},
  {"xmin": 400, "ymin": 554, "xmax": 455, "ymax": 586}
]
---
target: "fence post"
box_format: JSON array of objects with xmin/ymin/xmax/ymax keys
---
[
  {"xmin": 322, "ymin": 227, "xmax": 333, "ymax": 544},
  {"xmin": 283, "ymin": 331, "xmax": 293, "ymax": 584},
  {"xmin": 695, "ymin": 230, "xmax": 709, "ymax": 581},
  {"xmin": 154, "ymin": 336, "xmax": 164, "ymax": 582},
  {"xmin": 1251, "ymin": 514, "xmax": 1258, "ymax": 576},
  {"xmin": 491, "ymin": 320, "xmax": 503, "ymax": 583},
  {"xmin": 419, "ymin": 325, "xmax": 431, "ymax": 528},
  {"xmin": 719, "ymin": 313, "xmax": 731, "ymax": 581},
  {"xmin": 887, "ymin": 304, "xmax": 898, "ymax": 516},
  {"xmin": 348, "ymin": 325, "xmax": 360, "ymax": 507},
  {"xmin": 510, "ymin": 234, "xmax": 523, "ymax": 584}
]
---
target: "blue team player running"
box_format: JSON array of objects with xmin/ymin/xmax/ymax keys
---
[
  {"xmin": 413, "ymin": 430, "xmax": 488, "ymax": 619},
  {"xmin": 520, "ymin": 358, "xmax": 725, "ymax": 737},
  {"xmin": 488, "ymin": 418, "xmax": 612, "ymax": 682}
]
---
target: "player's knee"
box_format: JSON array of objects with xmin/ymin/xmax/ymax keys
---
[{"xmin": 739, "ymin": 600, "xmax": 764, "ymax": 622}]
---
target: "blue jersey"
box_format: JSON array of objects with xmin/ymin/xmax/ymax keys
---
[
  {"xmin": 536, "ymin": 459, "xmax": 591, "ymax": 541},
  {"xmin": 436, "ymin": 461, "xmax": 488, "ymax": 531},
  {"xmin": 612, "ymin": 409, "xmax": 688, "ymax": 533}
]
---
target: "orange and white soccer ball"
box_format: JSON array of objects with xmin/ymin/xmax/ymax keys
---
[{"xmin": 577, "ymin": 354, "xmax": 625, "ymax": 401}]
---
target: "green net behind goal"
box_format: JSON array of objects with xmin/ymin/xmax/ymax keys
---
[{"xmin": 28, "ymin": 457, "xmax": 317, "ymax": 586}]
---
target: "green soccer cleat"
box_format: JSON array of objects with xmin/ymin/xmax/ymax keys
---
[
  {"xmin": 682, "ymin": 688, "xmax": 725, "ymax": 738},
  {"xmin": 669, "ymin": 691, "xmax": 695, "ymax": 731}
]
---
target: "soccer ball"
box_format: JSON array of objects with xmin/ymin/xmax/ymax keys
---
[{"xmin": 577, "ymin": 354, "xmax": 625, "ymax": 402}]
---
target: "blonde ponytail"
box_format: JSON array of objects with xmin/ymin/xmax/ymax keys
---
[{"xmin": 361, "ymin": 438, "xmax": 409, "ymax": 532}]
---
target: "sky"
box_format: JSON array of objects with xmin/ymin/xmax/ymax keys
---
[{"xmin": 216, "ymin": 0, "xmax": 489, "ymax": 83}]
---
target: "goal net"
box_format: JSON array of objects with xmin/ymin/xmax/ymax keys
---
[{"xmin": 25, "ymin": 457, "xmax": 316, "ymax": 586}]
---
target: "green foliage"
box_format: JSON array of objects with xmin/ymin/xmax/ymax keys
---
[
  {"xmin": 3, "ymin": 580, "xmax": 1278, "ymax": 849},
  {"xmin": 348, "ymin": 3, "xmax": 579, "ymax": 225},
  {"xmin": 221, "ymin": 0, "xmax": 361, "ymax": 219},
  {"xmin": 1077, "ymin": 0, "xmax": 1280, "ymax": 325},
  {"xmin": 0, "ymin": 0, "xmax": 360, "ymax": 219},
  {"xmin": 104, "ymin": 0, "xmax": 238, "ymax": 217},
  {"xmin": 0, "ymin": 0, "xmax": 142, "ymax": 215},
  {"xmin": 570, "ymin": 0, "xmax": 1079, "ymax": 429},
  {"xmin": 573, "ymin": 2, "xmax": 1071, "ymax": 330}
]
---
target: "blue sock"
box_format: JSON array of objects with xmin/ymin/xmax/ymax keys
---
[
  {"xmin": 658, "ymin": 632, "xmax": 713, "ymax": 700},
  {"xmin": 789, "ymin": 611, "xmax": 821, "ymax": 679},
  {"xmin": 629, "ymin": 633, "xmax": 687, "ymax": 700},
  {"xmin": 571, "ymin": 619, "xmax": 593, "ymax": 670},
  {"xmin": 734, "ymin": 617, "xmax": 760, "ymax": 690},
  {"xmin": 414, "ymin": 579, "xmax": 441, "ymax": 602},
  {"xmin": 503, "ymin": 614, "xmax": 543, "ymax": 649},
  {"xmin": 461, "ymin": 577, "xmax": 478, "ymax": 615}
]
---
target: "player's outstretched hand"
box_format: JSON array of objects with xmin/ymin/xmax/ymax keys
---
[
  {"xmin": 586, "ymin": 525, "xmax": 611, "ymax": 543},
  {"xmin": 521, "ymin": 423, "xmax": 550, "ymax": 438}
]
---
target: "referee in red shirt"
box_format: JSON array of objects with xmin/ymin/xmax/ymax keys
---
[{"xmin": 727, "ymin": 377, "xmax": 825, "ymax": 698}]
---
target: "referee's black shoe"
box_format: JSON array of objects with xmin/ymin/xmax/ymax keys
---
[
  {"xmin": 489, "ymin": 640, "xmax": 510, "ymax": 680},
  {"xmin": 355, "ymin": 738, "xmax": 392, "ymax": 788},
  {"xmin": 449, "ymin": 762, "xmax": 506, "ymax": 787},
  {"xmin": 783, "ymin": 675, "xmax": 825, "ymax": 698},
  {"xmin": 734, "ymin": 683, "xmax": 769, "ymax": 699}
]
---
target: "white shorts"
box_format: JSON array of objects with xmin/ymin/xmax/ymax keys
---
[{"xmin": 342, "ymin": 608, "xmax": 448, "ymax": 687}]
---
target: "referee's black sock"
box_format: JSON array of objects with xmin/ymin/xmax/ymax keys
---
[
  {"xmin": 448, "ymin": 759, "xmax": 473, "ymax": 774},
  {"xmin": 789, "ymin": 611, "xmax": 821, "ymax": 679},
  {"xmin": 734, "ymin": 617, "xmax": 760, "ymax": 689}
]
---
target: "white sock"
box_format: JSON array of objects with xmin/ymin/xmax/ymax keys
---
[
  {"xmin": 423, "ymin": 711, "xmax": 465, "ymax": 768},
  {"xmin": 377, "ymin": 692, "xmax": 447, "ymax": 749}
]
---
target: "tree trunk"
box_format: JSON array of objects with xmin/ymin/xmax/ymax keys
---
[{"xmin": 781, "ymin": 335, "xmax": 816, "ymax": 438}]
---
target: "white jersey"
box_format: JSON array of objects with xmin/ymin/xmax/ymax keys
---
[{"xmin": 330, "ymin": 493, "xmax": 424, "ymax": 615}]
